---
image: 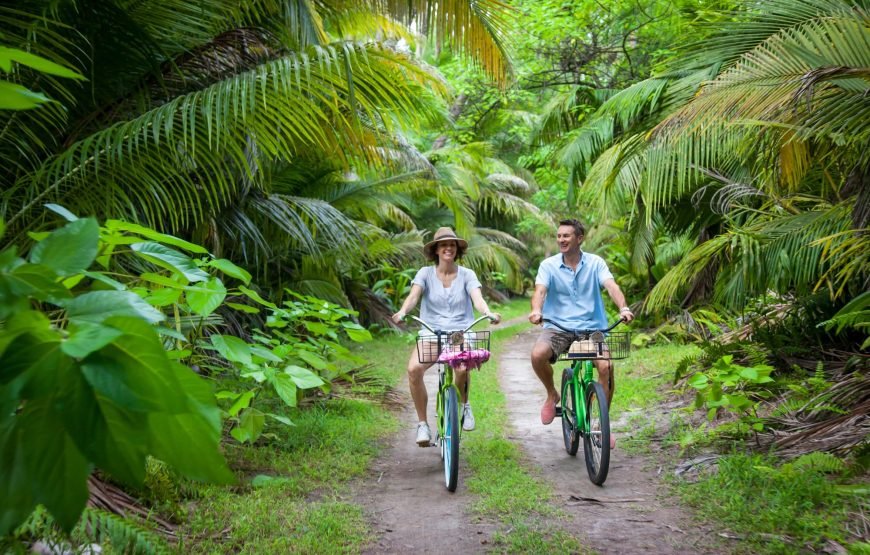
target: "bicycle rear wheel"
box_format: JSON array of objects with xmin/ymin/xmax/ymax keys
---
[
  {"xmin": 442, "ymin": 385, "xmax": 460, "ymax": 491},
  {"xmin": 560, "ymin": 368, "xmax": 580, "ymax": 456},
  {"xmin": 583, "ymin": 381, "xmax": 611, "ymax": 485}
]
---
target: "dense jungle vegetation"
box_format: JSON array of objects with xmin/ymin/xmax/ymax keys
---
[{"xmin": 1, "ymin": 0, "xmax": 867, "ymax": 552}]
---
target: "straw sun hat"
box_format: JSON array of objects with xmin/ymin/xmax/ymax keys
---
[{"xmin": 423, "ymin": 227, "xmax": 468, "ymax": 258}]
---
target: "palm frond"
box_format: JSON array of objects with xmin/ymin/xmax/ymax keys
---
[{"xmin": 3, "ymin": 43, "xmax": 445, "ymax": 240}]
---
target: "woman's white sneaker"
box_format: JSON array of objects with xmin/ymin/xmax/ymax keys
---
[
  {"xmin": 416, "ymin": 422, "xmax": 431, "ymax": 446},
  {"xmin": 462, "ymin": 403, "xmax": 475, "ymax": 431}
]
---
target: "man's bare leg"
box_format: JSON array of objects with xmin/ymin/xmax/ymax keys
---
[{"xmin": 531, "ymin": 341, "xmax": 560, "ymax": 423}]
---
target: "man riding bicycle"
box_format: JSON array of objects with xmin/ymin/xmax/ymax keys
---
[{"xmin": 528, "ymin": 219, "xmax": 634, "ymax": 443}]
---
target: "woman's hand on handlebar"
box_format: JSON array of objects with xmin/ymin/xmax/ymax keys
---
[
  {"xmin": 391, "ymin": 310, "xmax": 406, "ymax": 324},
  {"xmin": 619, "ymin": 307, "xmax": 635, "ymax": 323},
  {"xmin": 486, "ymin": 312, "xmax": 502, "ymax": 325},
  {"xmin": 528, "ymin": 311, "xmax": 543, "ymax": 325}
]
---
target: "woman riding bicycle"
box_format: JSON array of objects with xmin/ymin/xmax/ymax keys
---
[
  {"xmin": 392, "ymin": 227, "xmax": 501, "ymax": 446},
  {"xmin": 529, "ymin": 219, "xmax": 634, "ymax": 444}
]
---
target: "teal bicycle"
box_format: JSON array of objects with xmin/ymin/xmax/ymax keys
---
[
  {"xmin": 544, "ymin": 318, "xmax": 630, "ymax": 485},
  {"xmin": 411, "ymin": 314, "xmax": 493, "ymax": 492}
]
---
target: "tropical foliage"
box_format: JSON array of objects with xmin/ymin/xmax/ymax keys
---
[{"xmin": 1, "ymin": 1, "xmax": 534, "ymax": 322}]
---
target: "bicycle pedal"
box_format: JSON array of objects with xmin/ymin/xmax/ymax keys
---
[{"xmin": 555, "ymin": 407, "xmax": 562, "ymax": 417}]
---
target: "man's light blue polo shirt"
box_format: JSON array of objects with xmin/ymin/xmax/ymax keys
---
[{"xmin": 535, "ymin": 251, "xmax": 614, "ymax": 331}]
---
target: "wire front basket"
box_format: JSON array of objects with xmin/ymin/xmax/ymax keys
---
[
  {"xmin": 416, "ymin": 331, "xmax": 491, "ymax": 365},
  {"xmin": 558, "ymin": 331, "xmax": 630, "ymax": 361}
]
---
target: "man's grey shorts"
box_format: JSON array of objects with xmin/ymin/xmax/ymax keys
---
[{"xmin": 535, "ymin": 328, "xmax": 575, "ymax": 363}]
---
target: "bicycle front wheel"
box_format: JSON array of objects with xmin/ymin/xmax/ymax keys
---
[
  {"xmin": 442, "ymin": 385, "xmax": 460, "ymax": 492},
  {"xmin": 560, "ymin": 368, "xmax": 580, "ymax": 456},
  {"xmin": 583, "ymin": 381, "xmax": 611, "ymax": 485}
]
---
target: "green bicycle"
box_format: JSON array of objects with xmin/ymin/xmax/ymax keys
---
[
  {"xmin": 410, "ymin": 314, "xmax": 493, "ymax": 492},
  {"xmin": 544, "ymin": 318, "xmax": 630, "ymax": 485}
]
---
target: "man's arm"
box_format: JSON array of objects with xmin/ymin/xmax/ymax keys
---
[
  {"xmin": 529, "ymin": 284, "xmax": 547, "ymax": 324},
  {"xmin": 602, "ymin": 278, "xmax": 634, "ymax": 322}
]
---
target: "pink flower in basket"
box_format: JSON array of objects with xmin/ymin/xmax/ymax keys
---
[{"xmin": 437, "ymin": 349, "xmax": 491, "ymax": 370}]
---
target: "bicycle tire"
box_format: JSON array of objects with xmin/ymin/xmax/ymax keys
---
[
  {"xmin": 560, "ymin": 368, "xmax": 580, "ymax": 456},
  {"xmin": 583, "ymin": 381, "xmax": 611, "ymax": 485},
  {"xmin": 443, "ymin": 386, "xmax": 460, "ymax": 492}
]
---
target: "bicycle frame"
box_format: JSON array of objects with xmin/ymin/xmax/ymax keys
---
[
  {"xmin": 409, "ymin": 314, "xmax": 493, "ymax": 491},
  {"xmin": 411, "ymin": 314, "xmax": 491, "ymax": 438},
  {"xmin": 565, "ymin": 358, "xmax": 596, "ymax": 435}
]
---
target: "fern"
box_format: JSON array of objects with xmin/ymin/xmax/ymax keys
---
[
  {"xmin": 769, "ymin": 397, "xmax": 806, "ymax": 417},
  {"xmin": 674, "ymin": 353, "xmax": 699, "ymax": 384},
  {"xmin": 76, "ymin": 509, "xmax": 170, "ymax": 555},
  {"xmin": 2, "ymin": 507, "xmax": 169, "ymax": 555},
  {"xmin": 790, "ymin": 452, "xmax": 845, "ymax": 474}
]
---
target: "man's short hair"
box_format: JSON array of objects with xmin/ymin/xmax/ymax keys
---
[{"xmin": 559, "ymin": 218, "xmax": 585, "ymax": 238}]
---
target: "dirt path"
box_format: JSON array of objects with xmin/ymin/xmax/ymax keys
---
[
  {"xmin": 498, "ymin": 326, "xmax": 718, "ymax": 554},
  {"xmin": 357, "ymin": 364, "xmax": 495, "ymax": 554},
  {"xmin": 355, "ymin": 323, "xmax": 718, "ymax": 553}
]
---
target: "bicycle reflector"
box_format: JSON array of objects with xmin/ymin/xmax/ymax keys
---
[
  {"xmin": 449, "ymin": 331, "xmax": 465, "ymax": 345},
  {"xmin": 590, "ymin": 331, "xmax": 605, "ymax": 344}
]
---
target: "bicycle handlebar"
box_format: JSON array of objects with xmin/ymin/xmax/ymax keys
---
[
  {"xmin": 409, "ymin": 314, "xmax": 494, "ymax": 336},
  {"xmin": 541, "ymin": 317, "xmax": 626, "ymax": 335}
]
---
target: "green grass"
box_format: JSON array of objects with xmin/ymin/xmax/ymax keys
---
[
  {"xmin": 610, "ymin": 343, "xmax": 700, "ymax": 455},
  {"xmin": 674, "ymin": 452, "xmax": 869, "ymax": 554},
  {"xmin": 176, "ymin": 333, "xmax": 410, "ymax": 554},
  {"xmin": 461, "ymin": 324, "xmax": 590, "ymax": 553}
]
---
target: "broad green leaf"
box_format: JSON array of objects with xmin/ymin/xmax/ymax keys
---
[
  {"xmin": 241, "ymin": 370, "xmax": 267, "ymax": 383},
  {"xmin": 207, "ymin": 259, "xmax": 251, "ymax": 284},
  {"xmin": 271, "ymin": 374, "xmax": 298, "ymax": 407},
  {"xmin": 139, "ymin": 272, "xmax": 187, "ymax": 288},
  {"xmin": 61, "ymin": 323, "xmax": 123, "ymax": 358},
  {"xmin": 0, "ymin": 400, "xmax": 90, "ymax": 534},
  {"xmin": 297, "ymin": 349, "xmax": 328, "ymax": 369},
  {"xmin": 226, "ymin": 302, "xmax": 259, "ymax": 314},
  {"xmin": 30, "ymin": 218, "xmax": 99, "ymax": 276},
  {"xmin": 3, "ymin": 263, "xmax": 72, "ymax": 303},
  {"xmin": 61, "ymin": 274, "xmax": 85, "ymax": 289},
  {"xmin": 250, "ymin": 345, "xmax": 282, "ymax": 363},
  {"xmin": 148, "ymin": 413, "xmax": 235, "ymax": 484},
  {"xmin": 186, "ymin": 277, "xmax": 226, "ymax": 317},
  {"xmin": 303, "ymin": 321, "xmax": 331, "ymax": 335},
  {"xmin": 210, "ymin": 335, "xmax": 252, "ymax": 365},
  {"xmin": 63, "ymin": 290, "xmax": 165, "ymax": 324},
  {"xmin": 266, "ymin": 413, "xmax": 294, "ymax": 426},
  {"xmin": 145, "ymin": 287, "xmax": 182, "ymax": 307},
  {"xmin": 342, "ymin": 325, "xmax": 372, "ymax": 342},
  {"xmin": 0, "ymin": 81, "xmax": 51, "ymax": 110},
  {"xmin": 148, "ymin": 364, "xmax": 233, "ymax": 483},
  {"xmin": 239, "ymin": 285, "xmax": 277, "ymax": 309},
  {"xmin": 156, "ymin": 327, "xmax": 186, "ymax": 341},
  {"xmin": 227, "ymin": 390, "xmax": 255, "ymax": 417},
  {"xmin": 131, "ymin": 242, "xmax": 209, "ymax": 282},
  {"xmin": 105, "ymin": 221, "xmax": 208, "ymax": 254},
  {"xmin": 80, "ymin": 317, "xmax": 187, "ymax": 413},
  {"xmin": 58, "ymin": 368, "xmax": 150, "ymax": 486},
  {"xmin": 687, "ymin": 373, "xmax": 708, "ymax": 389},
  {"xmin": 0, "ymin": 332, "xmax": 65, "ymax": 399},
  {"xmin": 215, "ymin": 390, "xmax": 240, "ymax": 400},
  {"xmin": 739, "ymin": 367, "xmax": 758, "ymax": 380},
  {"xmin": 82, "ymin": 271, "xmax": 126, "ymax": 291},
  {"xmin": 0, "ymin": 47, "xmax": 85, "ymax": 79},
  {"xmin": 166, "ymin": 349, "xmax": 192, "ymax": 359},
  {"xmin": 231, "ymin": 409, "xmax": 265, "ymax": 443},
  {"xmin": 0, "ymin": 310, "xmax": 50, "ymax": 358},
  {"xmin": 283, "ymin": 365, "xmax": 325, "ymax": 389}
]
